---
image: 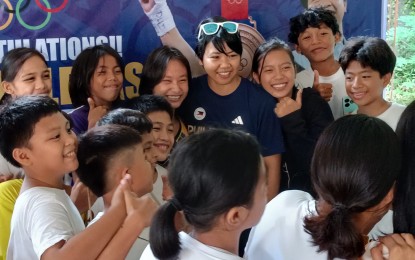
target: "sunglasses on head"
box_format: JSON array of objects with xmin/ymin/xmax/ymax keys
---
[{"xmin": 197, "ymin": 22, "xmax": 239, "ymax": 39}]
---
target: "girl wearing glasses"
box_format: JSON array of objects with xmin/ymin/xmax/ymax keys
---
[
  {"xmin": 251, "ymin": 37, "xmax": 334, "ymax": 195},
  {"xmin": 178, "ymin": 16, "xmax": 285, "ymax": 201}
]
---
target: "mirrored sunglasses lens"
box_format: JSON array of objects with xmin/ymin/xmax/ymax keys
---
[
  {"xmin": 203, "ymin": 23, "xmax": 219, "ymax": 34},
  {"xmin": 222, "ymin": 22, "xmax": 238, "ymax": 33}
]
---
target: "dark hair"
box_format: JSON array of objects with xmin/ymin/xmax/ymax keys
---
[
  {"xmin": 339, "ymin": 36, "xmax": 396, "ymax": 77},
  {"xmin": 149, "ymin": 129, "xmax": 261, "ymax": 259},
  {"xmin": 252, "ymin": 37, "xmax": 296, "ymax": 80},
  {"xmin": 97, "ymin": 108, "xmax": 152, "ymax": 135},
  {"xmin": 394, "ymin": 101, "xmax": 415, "ymax": 234},
  {"xmin": 123, "ymin": 94, "xmax": 173, "ymax": 119},
  {"xmin": 76, "ymin": 124, "xmax": 142, "ymax": 197},
  {"xmin": 0, "ymin": 48, "xmax": 48, "ymax": 104},
  {"xmin": 195, "ymin": 16, "xmax": 243, "ymax": 60},
  {"xmin": 69, "ymin": 45, "xmax": 124, "ymax": 107},
  {"xmin": 288, "ymin": 8, "xmax": 340, "ymax": 45},
  {"xmin": 139, "ymin": 46, "xmax": 191, "ymax": 95},
  {"xmin": 304, "ymin": 115, "xmax": 400, "ymax": 260},
  {"xmin": 0, "ymin": 95, "xmax": 61, "ymax": 167}
]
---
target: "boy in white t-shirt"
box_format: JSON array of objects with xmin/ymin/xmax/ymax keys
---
[
  {"xmin": 290, "ymin": 8, "xmax": 351, "ymax": 119},
  {"xmin": 339, "ymin": 36, "xmax": 406, "ymax": 131},
  {"xmin": 1, "ymin": 96, "xmax": 155, "ymax": 260}
]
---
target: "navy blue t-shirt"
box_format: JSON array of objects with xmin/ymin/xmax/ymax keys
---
[{"xmin": 179, "ymin": 75, "xmax": 284, "ymax": 156}]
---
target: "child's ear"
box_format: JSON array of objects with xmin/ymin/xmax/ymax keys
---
[
  {"xmin": 198, "ymin": 58, "xmax": 204, "ymax": 67},
  {"xmin": 223, "ymin": 206, "xmax": 249, "ymax": 231},
  {"xmin": 382, "ymin": 73, "xmax": 392, "ymax": 87},
  {"xmin": 294, "ymin": 44, "xmax": 302, "ymax": 54},
  {"xmin": 1, "ymin": 81, "xmax": 14, "ymax": 95},
  {"xmin": 120, "ymin": 168, "xmax": 129, "ymax": 179},
  {"xmin": 12, "ymin": 147, "xmax": 31, "ymax": 167},
  {"xmin": 252, "ymin": 72, "xmax": 260, "ymax": 84}
]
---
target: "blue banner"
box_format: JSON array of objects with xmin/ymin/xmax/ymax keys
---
[{"xmin": 0, "ymin": 0, "xmax": 383, "ymax": 109}]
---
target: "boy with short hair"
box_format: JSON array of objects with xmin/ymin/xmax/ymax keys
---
[
  {"xmin": 339, "ymin": 36, "xmax": 406, "ymax": 131},
  {"xmin": 295, "ymin": 0, "xmax": 348, "ymax": 70},
  {"xmin": 290, "ymin": 8, "xmax": 350, "ymax": 119},
  {"xmin": 1, "ymin": 96, "xmax": 155, "ymax": 260},
  {"xmin": 124, "ymin": 95, "xmax": 175, "ymax": 200},
  {"xmin": 76, "ymin": 123, "xmax": 156, "ymax": 258}
]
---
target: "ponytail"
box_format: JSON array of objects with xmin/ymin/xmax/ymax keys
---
[
  {"xmin": 149, "ymin": 200, "xmax": 181, "ymax": 259},
  {"xmin": 304, "ymin": 205, "xmax": 365, "ymax": 260}
]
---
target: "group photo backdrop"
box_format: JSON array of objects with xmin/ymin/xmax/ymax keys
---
[{"xmin": 0, "ymin": 0, "xmax": 384, "ymax": 109}]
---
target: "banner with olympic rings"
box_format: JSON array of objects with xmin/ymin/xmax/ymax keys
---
[{"xmin": 0, "ymin": 0, "xmax": 384, "ymax": 109}]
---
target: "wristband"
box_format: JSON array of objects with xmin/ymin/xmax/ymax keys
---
[{"xmin": 145, "ymin": 0, "xmax": 176, "ymax": 37}]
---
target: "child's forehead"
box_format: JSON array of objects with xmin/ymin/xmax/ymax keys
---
[
  {"xmin": 28, "ymin": 112, "xmax": 67, "ymax": 142},
  {"xmin": 33, "ymin": 112, "xmax": 66, "ymax": 129},
  {"xmin": 147, "ymin": 111, "xmax": 173, "ymax": 123},
  {"xmin": 346, "ymin": 61, "xmax": 377, "ymax": 73},
  {"xmin": 303, "ymin": 23, "xmax": 331, "ymax": 32}
]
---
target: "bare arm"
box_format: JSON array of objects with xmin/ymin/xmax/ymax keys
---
[
  {"xmin": 263, "ymin": 154, "xmax": 281, "ymax": 201},
  {"xmin": 138, "ymin": 0, "xmax": 205, "ymax": 77},
  {"xmin": 160, "ymin": 28, "xmax": 205, "ymax": 77},
  {"xmin": 41, "ymin": 176, "xmax": 130, "ymax": 260},
  {"xmin": 97, "ymin": 195, "xmax": 158, "ymax": 260}
]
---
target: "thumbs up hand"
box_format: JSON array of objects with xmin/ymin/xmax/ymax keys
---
[
  {"xmin": 274, "ymin": 88, "xmax": 303, "ymax": 118},
  {"xmin": 313, "ymin": 70, "xmax": 333, "ymax": 101},
  {"xmin": 87, "ymin": 98, "xmax": 108, "ymax": 129}
]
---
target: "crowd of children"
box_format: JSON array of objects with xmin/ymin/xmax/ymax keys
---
[{"xmin": 0, "ymin": 0, "xmax": 414, "ymax": 259}]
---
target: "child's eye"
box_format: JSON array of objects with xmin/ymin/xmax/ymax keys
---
[
  {"xmin": 24, "ymin": 77, "xmax": 35, "ymax": 82},
  {"xmin": 167, "ymin": 128, "xmax": 174, "ymax": 134},
  {"xmin": 52, "ymin": 134, "xmax": 60, "ymax": 140},
  {"xmin": 152, "ymin": 127, "xmax": 161, "ymax": 132},
  {"xmin": 162, "ymin": 79, "xmax": 172, "ymax": 84}
]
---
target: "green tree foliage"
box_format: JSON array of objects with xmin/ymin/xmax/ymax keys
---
[{"xmin": 387, "ymin": 2, "xmax": 415, "ymax": 105}]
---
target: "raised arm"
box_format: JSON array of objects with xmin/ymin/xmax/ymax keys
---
[
  {"xmin": 138, "ymin": 0, "xmax": 205, "ymax": 77},
  {"xmin": 41, "ymin": 176, "xmax": 130, "ymax": 260}
]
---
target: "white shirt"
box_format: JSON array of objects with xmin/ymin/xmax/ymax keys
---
[
  {"xmin": 296, "ymin": 68, "xmax": 348, "ymax": 120},
  {"xmin": 377, "ymin": 103, "xmax": 406, "ymax": 131},
  {"xmin": 7, "ymin": 187, "xmax": 85, "ymax": 260},
  {"xmin": 141, "ymin": 232, "xmax": 242, "ymax": 260},
  {"xmin": 245, "ymin": 190, "xmax": 334, "ymax": 260},
  {"xmin": 88, "ymin": 212, "xmax": 149, "ymax": 259}
]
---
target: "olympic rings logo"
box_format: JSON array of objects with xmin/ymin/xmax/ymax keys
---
[
  {"xmin": 0, "ymin": 0, "xmax": 68, "ymax": 31},
  {"xmin": 227, "ymin": 0, "xmax": 243, "ymax": 4}
]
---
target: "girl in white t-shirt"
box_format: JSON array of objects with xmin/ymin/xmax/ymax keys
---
[
  {"xmin": 246, "ymin": 114, "xmax": 401, "ymax": 260},
  {"xmin": 141, "ymin": 129, "xmax": 268, "ymax": 260}
]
